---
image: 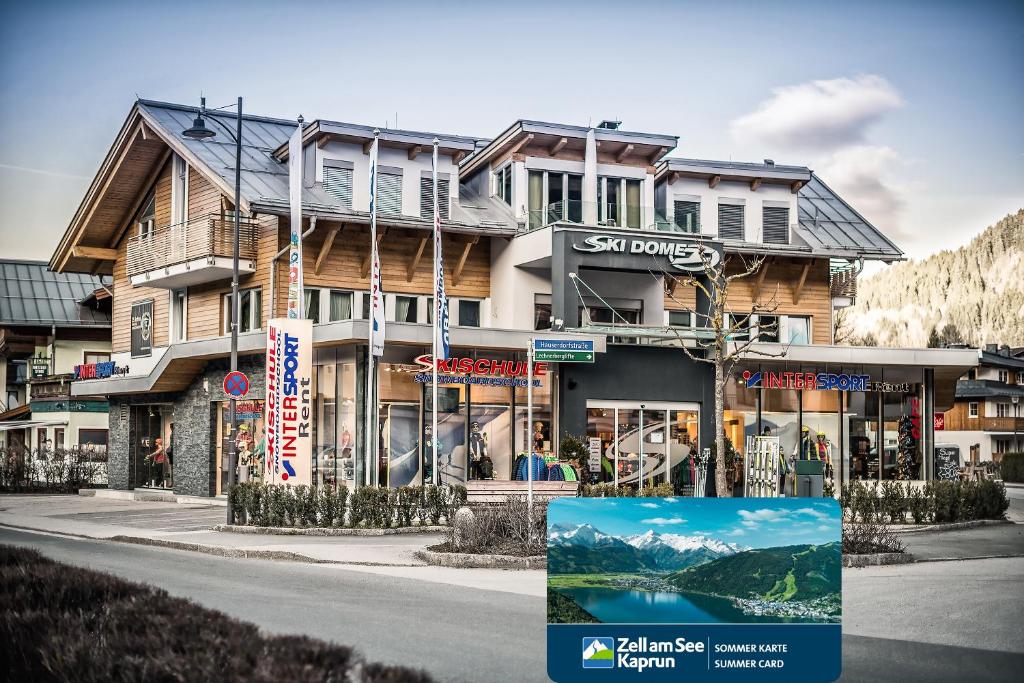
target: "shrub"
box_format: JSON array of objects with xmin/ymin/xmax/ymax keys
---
[
  {"xmin": 442, "ymin": 495, "xmax": 547, "ymax": 556},
  {"xmin": 425, "ymin": 485, "xmax": 446, "ymax": 525},
  {"xmin": 557, "ymin": 434, "xmax": 590, "ymax": 472},
  {"xmin": 842, "ymin": 519, "xmax": 906, "ymax": 555},
  {"xmin": 1000, "ymin": 453, "xmax": 1024, "ymax": 483},
  {"xmin": 348, "ymin": 486, "xmax": 374, "ymax": 527},
  {"xmin": 880, "ymin": 480, "xmax": 906, "ymax": 524},
  {"xmin": 975, "ymin": 479, "xmax": 1010, "ymax": 519},
  {"xmin": 0, "ymin": 446, "xmax": 106, "ymax": 493},
  {"xmin": 268, "ymin": 485, "xmax": 288, "ymax": 527},
  {"xmin": 443, "ymin": 485, "xmax": 468, "ymax": 524},
  {"xmin": 907, "ymin": 484, "xmax": 929, "ymax": 524},
  {"xmin": 0, "ymin": 546, "xmax": 433, "ymax": 683},
  {"xmin": 580, "ymin": 482, "xmax": 676, "ymax": 498},
  {"xmin": 395, "ymin": 486, "xmax": 419, "ymax": 527}
]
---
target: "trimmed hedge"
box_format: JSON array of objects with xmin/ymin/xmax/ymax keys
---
[
  {"xmin": 0, "ymin": 446, "xmax": 106, "ymax": 493},
  {"xmin": 840, "ymin": 480, "xmax": 1009, "ymax": 524},
  {"xmin": 228, "ymin": 482, "xmax": 467, "ymax": 529},
  {"xmin": 0, "ymin": 545, "xmax": 433, "ymax": 682},
  {"xmin": 1001, "ymin": 453, "xmax": 1024, "ymax": 483},
  {"xmin": 579, "ymin": 482, "xmax": 675, "ymax": 498}
]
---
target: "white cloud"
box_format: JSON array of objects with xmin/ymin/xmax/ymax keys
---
[
  {"xmin": 726, "ymin": 529, "xmax": 746, "ymax": 537},
  {"xmin": 730, "ymin": 75, "xmax": 903, "ymax": 151},
  {"xmin": 639, "ymin": 502, "xmax": 661, "ymax": 509},
  {"xmin": 738, "ymin": 508, "xmax": 791, "ymax": 523},
  {"xmin": 794, "ymin": 507, "xmax": 832, "ymax": 521},
  {"xmin": 816, "ymin": 145, "xmax": 911, "ymax": 243},
  {"xmin": 817, "ymin": 525, "xmax": 834, "ymax": 532},
  {"xmin": 641, "ymin": 517, "xmax": 687, "ymax": 526}
]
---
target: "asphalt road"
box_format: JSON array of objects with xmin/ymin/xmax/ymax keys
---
[{"xmin": 3, "ymin": 527, "xmax": 1023, "ymax": 683}]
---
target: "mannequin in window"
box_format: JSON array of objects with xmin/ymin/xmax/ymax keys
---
[
  {"xmin": 422, "ymin": 425, "xmax": 442, "ymax": 484},
  {"xmin": 533, "ymin": 421, "xmax": 547, "ymax": 452},
  {"xmin": 468, "ymin": 421, "xmax": 489, "ymax": 479}
]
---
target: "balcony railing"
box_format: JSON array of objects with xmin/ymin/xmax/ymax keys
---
[
  {"xmin": 978, "ymin": 417, "xmax": 1024, "ymax": 432},
  {"xmin": 126, "ymin": 214, "xmax": 259, "ymax": 280},
  {"xmin": 524, "ymin": 200, "xmax": 695, "ymax": 234}
]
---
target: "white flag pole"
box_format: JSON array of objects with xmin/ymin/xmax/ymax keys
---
[
  {"xmin": 431, "ymin": 138, "xmax": 440, "ymax": 487},
  {"xmin": 365, "ymin": 130, "xmax": 380, "ymax": 488}
]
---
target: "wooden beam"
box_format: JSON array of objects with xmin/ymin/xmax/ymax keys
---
[
  {"xmin": 616, "ymin": 144, "xmax": 634, "ymax": 163},
  {"xmin": 649, "ymin": 146, "xmax": 669, "ymax": 164},
  {"xmin": 790, "ymin": 180, "xmax": 805, "ymax": 194},
  {"xmin": 753, "ymin": 257, "xmax": 771, "ymax": 299},
  {"xmin": 550, "ymin": 137, "xmax": 568, "ymax": 155},
  {"xmin": 669, "ymin": 171, "xmax": 680, "ymax": 184},
  {"xmin": 508, "ymin": 133, "xmax": 534, "ymax": 156},
  {"xmin": 750, "ymin": 178, "xmax": 762, "ymax": 192},
  {"xmin": 408, "ymin": 145, "xmax": 423, "ymax": 161},
  {"xmin": 109, "ymin": 148, "xmax": 173, "ymax": 248},
  {"xmin": 453, "ymin": 150, "xmax": 467, "ymax": 164},
  {"xmin": 452, "ymin": 236, "xmax": 479, "ymax": 286},
  {"xmin": 360, "ymin": 227, "xmax": 388, "ymax": 278},
  {"xmin": 316, "ymin": 134, "xmax": 331, "ymax": 149},
  {"xmin": 793, "ymin": 262, "xmax": 811, "ymax": 304},
  {"xmin": 71, "ymin": 246, "xmax": 118, "ymax": 261},
  {"xmin": 407, "ymin": 236, "xmax": 428, "ymax": 282},
  {"xmin": 709, "ymin": 175, "xmax": 721, "ymax": 189},
  {"xmin": 314, "ymin": 225, "xmax": 341, "ymax": 275}
]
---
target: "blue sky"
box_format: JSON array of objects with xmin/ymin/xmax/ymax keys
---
[
  {"xmin": 549, "ymin": 498, "xmax": 841, "ymax": 549},
  {"xmin": 1, "ymin": 0, "xmax": 1021, "ymax": 262}
]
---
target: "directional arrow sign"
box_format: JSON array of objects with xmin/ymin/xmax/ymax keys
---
[
  {"xmin": 534, "ymin": 350, "xmax": 594, "ymax": 363},
  {"xmin": 533, "ymin": 339, "xmax": 595, "ymax": 353}
]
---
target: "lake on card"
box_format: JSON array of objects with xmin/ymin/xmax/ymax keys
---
[{"xmin": 558, "ymin": 587, "xmax": 810, "ymax": 624}]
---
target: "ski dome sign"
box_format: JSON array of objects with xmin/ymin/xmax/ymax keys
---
[{"xmin": 572, "ymin": 234, "xmax": 721, "ymax": 272}]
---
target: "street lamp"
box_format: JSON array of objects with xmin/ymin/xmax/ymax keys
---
[
  {"xmin": 1012, "ymin": 396, "xmax": 1020, "ymax": 454},
  {"xmin": 184, "ymin": 96, "xmax": 243, "ymax": 524}
]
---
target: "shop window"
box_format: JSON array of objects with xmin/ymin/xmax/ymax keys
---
[
  {"xmin": 801, "ymin": 390, "xmax": 840, "ymax": 490},
  {"xmin": 724, "ymin": 382, "xmax": 757, "ymax": 479},
  {"xmin": 458, "ymin": 300, "xmax": 481, "ymax": 327},
  {"xmin": 224, "ymin": 288, "xmax": 262, "ymax": 333},
  {"xmin": 303, "ymin": 288, "xmax": 322, "ymax": 323},
  {"xmin": 329, "ymin": 290, "xmax": 354, "ymax": 321},
  {"xmin": 968, "ymin": 402, "xmax": 979, "ymax": 418},
  {"xmin": 79, "ymin": 428, "xmax": 108, "ymax": 452},
  {"xmin": 395, "ymin": 295, "xmax": 419, "ymax": 323},
  {"xmin": 882, "ymin": 391, "xmax": 923, "ymax": 480},
  {"xmin": 845, "ymin": 392, "xmax": 880, "ymax": 482}
]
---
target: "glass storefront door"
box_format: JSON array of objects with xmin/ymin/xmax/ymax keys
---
[
  {"xmin": 586, "ymin": 401, "xmax": 700, "ymax": 490},
  {"xmin": 380, "ymin": 402, "xmax": 420, "ymax": 487},
  {"xmin": 131, "ymin": 405, "xmax": 170, "ymax": 489}
]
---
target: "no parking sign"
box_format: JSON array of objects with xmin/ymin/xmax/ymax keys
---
[{"xmin": 223, "ymin": 370, "xmax": 250, "ymax": 398}]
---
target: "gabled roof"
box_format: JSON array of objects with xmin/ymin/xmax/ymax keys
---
[
  {"xmin": 0, "ymin": 260, "xmax": 111, "ymax": 329},
  {"xmin": 796, "ymin": 175, "xmax": 903, "ymax": 262}
]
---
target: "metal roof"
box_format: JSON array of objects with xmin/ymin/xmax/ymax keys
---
[
  {"xmin": 796, "ymin": 175, "xmax": 904, "ymax": 261},
  {"xmin": 955, "ymin": 379, "xmax": 1024, "ymax": 399},
  {"xmin": 659, "ymin": 157, "xmax": 811, "ymax": 182},
  {"xmin": 0, "ymin": 260, "xmax": 111, "ymax": 328}
]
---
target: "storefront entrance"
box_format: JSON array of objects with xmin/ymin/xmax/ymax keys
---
[
  {"xmin": 586, "ymin": 400, "xmax": 699, "ymax": 489},
  {"xmin": 214, "ymin": 400, "xmax": 265, "ymax": 495},
  {"xmin": 130, "ymin": 404, "xmax": 171, "ymax": 489}
]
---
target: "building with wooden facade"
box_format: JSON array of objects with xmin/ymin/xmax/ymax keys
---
[{"xmin": 48, "ymin": 101, "xmax": 977, "ymax": 497}]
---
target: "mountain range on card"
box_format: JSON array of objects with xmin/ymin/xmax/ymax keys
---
[{"xmin": 548, "ymin": 523, "xmax": 746, "ymax": 574}]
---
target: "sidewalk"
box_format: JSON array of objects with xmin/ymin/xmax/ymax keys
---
[{"xmin": 0, "ymin": 494, "xmax": 547, "ymax": 597}]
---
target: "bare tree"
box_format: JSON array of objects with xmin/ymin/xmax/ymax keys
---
[
  {"xmin": 833, "ymin": 307, "xmax": 853, "ymax": 345},
  {"xmin": 662, "ymin": 248, "xmax": 786, "ymax": 497}
]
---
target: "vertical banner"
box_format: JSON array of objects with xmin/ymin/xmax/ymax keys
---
[
  {"xmin": 368, "ymin": 133, "xmax": 385, "ymax": 356},
  {"xmin": 432, "ymin": 141, "xmax": 450, "ymax": 361},
  {"xmin": 287, "ymin": 121, "xmax": 304, "ymax": 320},
  {"xmin": 264, "ymin": 317, "xmax": 313, "ymax": 486}
]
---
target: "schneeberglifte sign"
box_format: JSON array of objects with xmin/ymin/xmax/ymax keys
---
[
  {"xmin": 264, "ymin": 318, "xmax": 312, "ymax": 485},
  {"xmin": 572, "ymin": 234, "xmax": 721, "ymax": 272},
  {"xmin": 547, "ymin": 498, "xmax": 842, "ymax": 682}
]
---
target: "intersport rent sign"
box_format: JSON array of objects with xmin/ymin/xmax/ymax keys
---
[
  {"xmin": 264, "ymin": 317, "xmax": 312, "ymax": 485},
  {"xmin": 572, "ymin": 234, "xmax": 721, "ymax": 272}
]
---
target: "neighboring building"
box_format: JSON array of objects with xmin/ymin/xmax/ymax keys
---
[
  {"xmin": 0, "ymin": 259, "xmax": 112, "ymax": 451},
  {"xmin": 938, "ymin": 344, "xmax": 1024, "ymax": 461},
  {"xmin": 48, "ymin": 100, "xmax": 976, "ymax": 497}
]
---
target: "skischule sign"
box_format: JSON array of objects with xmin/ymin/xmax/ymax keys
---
[{"xmin": 572, "ymin": 234, "xmax": 721, "ymax": 272}]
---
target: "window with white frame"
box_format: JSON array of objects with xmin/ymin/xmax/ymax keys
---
[
  {"xmin": 395, "ymin": 295, "xmax": 418, "ymax": 323},
  {"xmin": 527, "ymin": 170, "xmax": 584, "ymax": 228},
  {"xmin": 1018, "ymin": 371, "xmax": 1024, "ymax": 384},
  {"xmin": 995, "ymin": 439, "xmax": 1010, "ymax": 454},
  {"xmin": 137, "ymin": 192, "xmax": 156, "ymax": 237},
  {"xmin": 667, "ymin": 310, "xmax": 693, "ymax": 327},
  {"xmin": 223, "ymin": 288, "xmax": 261, "ymax": 333},
  {"xmin": 717, "ymin": 201, "xmax": 745, "ymax": 240},
  {"xmin": 458, "ymin": 299, "xmax": 481, "ymax": 327},
  {"xmin": 998, "ymin": 370, "xmax": 1009, "ymax": 383},
  {"xmin": 755, "ymin": 314, "xmax": 780, "ymax": 343},
  {"xmin": 726, "ymin": 313, "xmax": 751, "ymax": 341},
  {"xmin": 323, "ymin": 160, "xmax": 354, "ymax": 209},
  {"xmin": 673, "ymin": 199, "xmax": 700, "ymax": 233},
  {"xmin": 303, "ymin": 288, "xmax": 321, "ymax": 324},
  {"xmin": 968, "ymin": 402, "xmax": 979, "ymax": 418},
  {"xmin": 170, "ymin": 288, "xmax": 187, "ymax": 343},
  {"xmin": 83, "ymin": 351, "xmax": 111, "ymax": 365},
  {"xmin": 171, "ymin": 154, "xmax": 189, "ymax": 224},
  {"xmin": 427, "ymin": 295, "xmax": 449, "ymax": 325},
  {"xmin": 782, "ymin": 316, "xmax": 811, "ymax": 345},
  {"xmin": 420, "ymin": 172, "xmax": 450, "ymax": 220},
  {"xmin": 495, "ymin": 164, "xmax": 513, "ymax": 206},
  {"xmin": 996, "ymin": 403, "xmax": 1010, "ymax": 418},
  {"xmin": 328, "ymin": 290, "xmax": 354, "ymax": 321},
  {"xmin": 762, "ymin": 204, "xmax": 790, "ymax": 244},
  {"xmin": 377, "ymin": 167, "xmax": 403, "ymax": 215}
]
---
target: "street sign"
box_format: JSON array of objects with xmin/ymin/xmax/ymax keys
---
[
  {"xmin": 223, "ymin": 370, "xmax": 250, "ymax": 398},
  {"xmin": 533, "ymin": 338, "xmax": 595, "ymax": 352},
  {"xmin": 533, "ymin": 349, "xmax": 594, "ymax": 363},
  {"xmin": 588, "ymin": 437, "xmax": 602, "ymax": 473}
]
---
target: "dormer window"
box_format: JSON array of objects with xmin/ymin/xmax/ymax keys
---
[
  {"xmin": 377, "ymin": 167, "xmax": 403, "ymax": 216},
  {"xmin": 495, "ymin": 164, "xmax": 513, "ymax": 206},
  {"xmin": 762, "ymin": 203, "xmax": 790, "ymax": 245},
  {"xmin": 420, "ymin": 172, "xmax": 450, "ymax": 220}
]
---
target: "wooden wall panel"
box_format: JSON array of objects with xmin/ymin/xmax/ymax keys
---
[
  {"xmin": 188, "ymin": 166, "xmax": 222, "ymax": 218},
  {"xmin": 110, "ymin": 235, "xmax": 169, "ymax": 354},
  {"xmin": 153, "ymin": 162, "xmax": 172, "ymax": 227},
  {"xmin": 662, "ymin": 257, "xmax": 833, "ymax": 344}
]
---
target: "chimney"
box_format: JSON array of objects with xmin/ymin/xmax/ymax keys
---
[
  {"xmin": 597, "ymin": 120, "xmax": 622, "ymax": 130},
  {"xmin": 764, "ymin": 159, "xmax": 775, "ymax": 166}
]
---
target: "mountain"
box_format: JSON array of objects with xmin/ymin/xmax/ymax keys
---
[
  {"xmin": 667, "ymin": 542, "xmax": 841, "ymax": 602},
  {"xmin": 840, "ymin": 209, "xmax": 1024, "ymax": 348},
  {"xmin": 548, "ymin": 589, "xmax": 600, "ymax": 624},
  {"xmin": 548, "ymin": 524, "xmax": 744, "ymax": 574}
]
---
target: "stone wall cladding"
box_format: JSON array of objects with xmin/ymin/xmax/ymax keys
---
[{"xmin": 172, "ymin": 357, "xmax": 266, "ymax": 497}]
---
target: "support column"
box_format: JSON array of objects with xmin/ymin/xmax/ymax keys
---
[{"xmin": 583, "ymin": 129, "xmax": 598, "ymax": 225}]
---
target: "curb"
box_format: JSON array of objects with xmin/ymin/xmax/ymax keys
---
[
  {"xmin": 842, "ymin": 552, "xmax": 914, "ymax": 568},
  {"xmin": 215, "ymin": 524, "xmax": 448, "ymax": 536},
  {"xmin": 889, "ymin": 519, "xmax": 1011, "ymax": 534},
  {"xmin": 414, "ymin": 549, "xmax": 546, "ymax": 570},
  {"xmin": 913, "ymin": 553, "xmax": 1024, "ymax": 563}
]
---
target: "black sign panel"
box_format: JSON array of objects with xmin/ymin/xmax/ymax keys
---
[
  {"xmin": 131, "ymin": 300, "xmax": 154, "ymax": 358},
  {"xmin": 934, "ymin": 445, "xmax": 960, "ymax": 480}
]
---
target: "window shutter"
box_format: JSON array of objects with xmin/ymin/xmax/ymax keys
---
[
  {"xmin": 673, "ymin": 200, "xmax": 700, "ymax": 232},
  {"xmin": 377, "ymin": 172, "xmax": 403, "ymax": 215},
  {"xmin": 718, "ymin": 204, "xmax": 745, "ymax": 240},
  {"xmin": 420, "ymin": 177, "xmax": 450, "ymax": 220},
  {"xmin": 762, "ymin": 206, "xmax": 790, "ymax": 244},
  {"xmin": 323, "ymin": 167, "xmax": 353, "ymax": 209}
]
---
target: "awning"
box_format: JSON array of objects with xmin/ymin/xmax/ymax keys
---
[{"xmin": 0, "ymin": 419, "xmax": 68, "ymax": 433}]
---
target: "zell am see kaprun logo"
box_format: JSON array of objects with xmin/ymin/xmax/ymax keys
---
[
  {"xmin": 582, "ymin": 637, "xmax": 615, "ymax": 669},
  {"xmin": 583, "ymin": 636, "xmax": 705, "ymax": 672}
]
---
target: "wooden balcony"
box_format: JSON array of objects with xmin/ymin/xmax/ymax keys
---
[
  {"xmin": 126, "ymin": 214, "xmax": 258, "ymax": 288},
  {"xmin": 977, "ymin": 417, "xmax": 1024, "ymax": 433}
]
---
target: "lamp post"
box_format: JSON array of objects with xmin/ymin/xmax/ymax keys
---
[
  {"xmin": 1013, "ymin": 396, "xmax": 1020, "ymax": 454},
  {"xmin": 183, "ymin": 96, "xmax": 243, "ymax": 524}
]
